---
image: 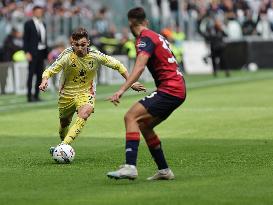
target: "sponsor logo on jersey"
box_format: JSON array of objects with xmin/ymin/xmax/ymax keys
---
[{"xmin": 137, "ymin": 41, "xmax": 146, "ymax": 48}]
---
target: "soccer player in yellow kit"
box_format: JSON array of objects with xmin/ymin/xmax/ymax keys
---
[{"xmin": 39, "ymin": 27, "xmax": 145, "ymax": 153}]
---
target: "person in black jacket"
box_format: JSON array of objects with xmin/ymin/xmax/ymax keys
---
[
  {"xmin": 205, "ymin": 18, "xmax": 230, "ymax": 77},
  {"xmin": 23, "ymin": 5, "xmax": 48, "ymax": 102},
  {"xmin": 3, "ymin": 28, "xmax": 22, "ymax": 62}
]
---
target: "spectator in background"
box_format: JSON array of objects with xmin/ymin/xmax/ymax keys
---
[
  {"xmin": 2, "ymin": 27, "xmax": 22, "ymax": 62},
  {"xmin": 172, "ymin": 25, "xmax": 186, "ymax": 72},
  {"xmin": 267, "ymin": 0, "xmax": 273, "ymax": 31},
  {"xmin": 98, "ymin": 24, "xmax": 120, "ymax": 55},
  {"xmin": 221, "ymin": 0, "xmax": 243, "ymax": 39},
  {"xmin": 204, "ymin": 18, "xmax": 229, "ymax": 77},
  {"xmin": 0, "ymin": 27, "xmax": 23, "ymax": 95},
  {"xmin": 242, "ymin": 9, "xmax": 258, "ymax": 36},
  {"xmin": 23, "ymin": 5, "xmax": 48, "ymax": 102},
  {"xmin": 93, "ymin": 6, "xmax": 111, "ymax": 36},
  {"xmin": 121, "ymin": 27, "xmax": 136, "ymax": 69},
  {"xmin": 161, "ymin": 26, "xmax": 186, "ymax": 73},
  {"xmin": 256, "ymin": 3, "xmax": 272, "ymax": 39},
  {"xmin": 221, "ymin": 0, "xmax": 237, "ymax": 20},
  {"xmin": 169, "ymin": 0, "xmax": 179, "ymax": 27}
]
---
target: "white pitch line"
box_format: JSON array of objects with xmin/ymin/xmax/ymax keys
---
[{"xmin": 1, "ymin": 73, "xmax": 273, "ymax": 112}]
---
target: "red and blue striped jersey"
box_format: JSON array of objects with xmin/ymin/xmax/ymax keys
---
[{"xmin": 136, "ymin": 29, "xmax": 186, "ymax": 99}]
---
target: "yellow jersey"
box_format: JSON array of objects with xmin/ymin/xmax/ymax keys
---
[{"xmin": 42, "ymin": 47, "xmax": 127, "ymax": 96}]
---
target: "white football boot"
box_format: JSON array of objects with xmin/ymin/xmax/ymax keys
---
[
  {"xmin": 107, "ymin": 164, "xmax": 138, "ymax": 180},
  {"xmin": 147, "ymin": 168, "xmax": 175, "ymax": 180}
]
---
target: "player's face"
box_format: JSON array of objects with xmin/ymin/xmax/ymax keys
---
[
  {"xmin": 71, "ymin": 38, "xmax": 90, "ymax": 57},
  {"xmin": 128, "ymin": 19, "xmax": 148, "ymax": 37},
  {"xmin": 128, "ymin": 19, "xmax": 138, "ymax": 37}
]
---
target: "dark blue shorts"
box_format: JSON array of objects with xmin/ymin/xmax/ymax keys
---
[{"xmin": 139, "ymin": 91, "xmax": 185, "ymax": 120}]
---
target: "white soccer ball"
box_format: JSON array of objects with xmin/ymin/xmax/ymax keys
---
[
  {"xmin": 248, "ymin": 63, "xmax": 258, "ymax": 72},
  {"xmin": 52, "ymin": 144, "xmax": 75, "ymax": 164}
]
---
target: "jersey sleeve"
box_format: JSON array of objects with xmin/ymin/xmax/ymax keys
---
[
  {"xmin": 42, "ymin": 49, "xmax": 70, "ymax": 79},
  {"xmin": 136, "ymin": 36, "xmax": 155, "ymax": 56},
  {"xmin": 92, "ymin": 50, "xmax": 127, "ymax": 74}
]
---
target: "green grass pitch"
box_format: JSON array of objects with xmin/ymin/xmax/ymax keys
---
[{"xmin": 0, "ymin": 70, "xmax": 273, "ymax": 205}]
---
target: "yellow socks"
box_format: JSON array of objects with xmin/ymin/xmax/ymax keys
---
[{"xmin": 63, "ymin": 117, "xmax": 86, "ymax": 144}]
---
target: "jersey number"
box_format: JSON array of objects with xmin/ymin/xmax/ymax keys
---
[
  {"xmin": 142, "ymin": 91, "xmax": 157, "ymax": 101},
  {"xmin": 158, "ymin": 35, "xmax": 177, "ymax": 64}
]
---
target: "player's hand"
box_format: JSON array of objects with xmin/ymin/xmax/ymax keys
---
[
  {"xmin": 107, "ymin": 90, "xmax": 124, "ymax": 106},
  {"xmin": 131, "ymin": 82, "xmax": 146, "ymax": 92},
  {"xmin": 39, "ymin": 79, "xmax": 48, "ymax": 91},
  {"xmin": 25, "ymin": 52, "xmax": 32, "ymax": 62}
]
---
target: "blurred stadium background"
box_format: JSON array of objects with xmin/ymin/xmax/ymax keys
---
[{"xmin": 1, "ymin": 0, "xmax": 273, "ymax": 95}]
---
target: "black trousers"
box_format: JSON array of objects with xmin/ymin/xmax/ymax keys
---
[
  {"xmin": 27, "ymin": 49, "xmax": 46, "ymax": 100},
  {"xmin": 211, "ymin": 48, "xmax": 229, "ymax": 77}
]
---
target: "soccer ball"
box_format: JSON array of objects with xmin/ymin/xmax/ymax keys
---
[
  {"xmin": 248, "ymin": 62, "xmax": 258, "ymax": 72},
  {"xmin": 52, "ymin": 144, "xmax": 75, "ymax": 164}
]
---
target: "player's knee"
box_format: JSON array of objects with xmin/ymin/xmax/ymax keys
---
[{"xmin": 124, "ymin": 111, "xmax": 135, "ymax": 123}]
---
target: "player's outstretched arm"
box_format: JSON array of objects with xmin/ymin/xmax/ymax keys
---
[
  {"xmin": 108, "ymin": 53, "xmax": 148, "ymax": 106},
  {"xmin": 39, "ymin": 77, "xmax": 49, "ymax": 91},
  {"xmin": 107, "ymin": 90, "xmax": 123, "ymax": 106},
  {"xmin": 120, "ymin": 71, "xmax": 146, "ymax": 92},
  {"xmin": 119, "ymin": 53, "xmax": 148, "ymax": 93}
]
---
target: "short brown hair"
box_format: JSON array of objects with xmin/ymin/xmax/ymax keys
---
[
  {"xmin": 33, "ymin": 5, "xmax": 44, "ymax": 11},
  {"xmin": 127, "ymin": 7, "xmax": 146, "ymax": 24},
  {"xmin": 71, "ymin": 27, "xmax": 89, "ymax": 41}
]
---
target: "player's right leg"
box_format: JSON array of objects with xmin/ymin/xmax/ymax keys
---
[
  {"xmin": 50, "ymin": 114, "xmax": 74, "ymax": 156},
  {"xmin": 50, "ymin": 96, "xmax": 75, "ymax": 155},
  {"xmin": 107, "ymin": 164, "xmax": 138, "ymax": 180},
  {"xmin": 62, "ymin": 93, "xmax": 94, "ymax": 145},
  {"xmin": 107, "ymin": 102, "xmax": 147, "ymax": 180},
  {"xmin": 58, "ymin": 101, "xmax": 75, "ymax": 142}
]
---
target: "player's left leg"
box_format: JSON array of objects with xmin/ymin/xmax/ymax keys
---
[
  {"xmin": 63, "ymin": 93, "xmax": 94, "ymax": 144},
  {"xmin": 58, "ymin": 97, "xmax": 75, "ymax": 142},
  {"xmin": 49, "ymin": 100, "xmax": 75, "ymax": 155},
  {"xmin": 139, "ymin": 118, "xmax": 174, "ymax": 180}
]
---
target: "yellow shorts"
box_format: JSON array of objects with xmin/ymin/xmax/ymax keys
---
[{"xmin": 58, "ymin": 93, "xmax": 95, "ymax": 119}]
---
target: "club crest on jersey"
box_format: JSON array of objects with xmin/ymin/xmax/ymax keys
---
[
  {"xmin": 137, "ymin": 41, "xmax": 146, "ymax": 48},
  {"xmin": 88, "ymin": 61, "xmax": 94, "ymax": 69}
]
